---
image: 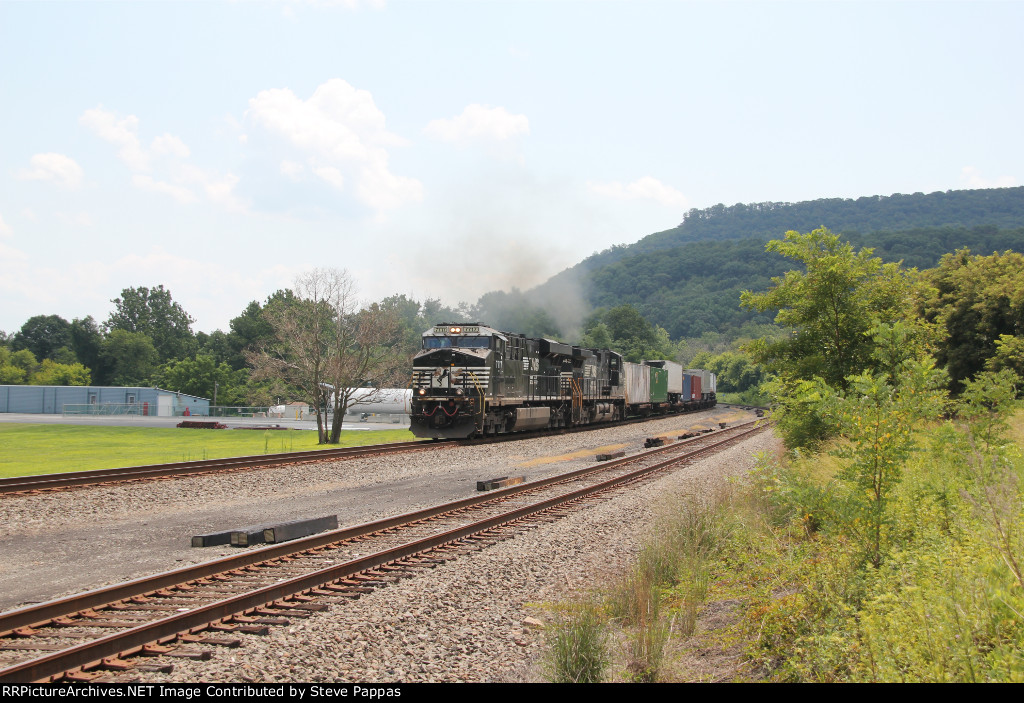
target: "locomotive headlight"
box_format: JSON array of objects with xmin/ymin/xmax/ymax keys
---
[{"xmin": 450, "ymin": 327, "xmax": 461, "ymax": 334}]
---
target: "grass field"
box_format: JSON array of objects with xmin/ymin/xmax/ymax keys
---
[{"xmin": 0, "ymin": 424, "xmax": 419, "ymax": 478}]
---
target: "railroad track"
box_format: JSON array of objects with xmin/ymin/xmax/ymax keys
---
[
  {"xmin": 0, "ymin": 440, "xmax": 447, "ymax": 497},
  {"xmin": 0, "ymin": 407, "xmax": 738, "ymax": 497},
  {"xmin": 0, "ymin": 420, "xmax": 765, "ymax": 682}
]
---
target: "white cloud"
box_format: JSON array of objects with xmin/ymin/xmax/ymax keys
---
[
  {"xmin": 587, "ymin": 176, "xmax": 690, "ymax": 209},
  {"xmin": 151, "ymin": 133, "xmax": 191, "ymax": 158},
  {"xmin": 423, "ymin": 104, "xmax": 530, "ymax": 145},
  {"xmin": 247, "ymin": 79, "xmax": 422, "ymax": 211},
  {"xmin": 80, "ymin": 107, "xmax": 246, "ymax": 211},
  {"xmin": 132, "ymin": 174, "xmax": 199, "ymax": 204},
  {"xmin": 961, "ymin": 166, "xmax": 1017, "ymax": 189},
  {"xmin": 80, "ymin": 107, "xmax": 150, "ymax": 171},
  {"xmin": 0, "ymin": 213, "xmax": 12, "ymax": 237},
  {"xmin": 312, "ymin": 165, "xmax": 345, "ymax": 190},
  {"xmin": 18, "ymin": 153, "xmax": 84, "ymax": 188}
]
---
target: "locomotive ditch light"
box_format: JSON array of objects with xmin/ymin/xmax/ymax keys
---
[
  {"xmin": 456, "ymin": 388, "xmax": 464, "ymax": 395},
  {"xmin": 418, "ymin": 389, "xmax": 426, "ymax": 396}
]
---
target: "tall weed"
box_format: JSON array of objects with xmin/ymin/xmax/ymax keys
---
[{"xmin": 543, "ymin": 600, "xmax": 609, "ymax": 683}]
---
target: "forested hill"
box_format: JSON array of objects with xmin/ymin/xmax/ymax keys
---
[
  {"xmin": 524, "ymin": 186, "xmax": 1024, "ymax": 340},
  {"xmin": 571, "ymin": 186, "xmax": 1024, "ymax": 275}
]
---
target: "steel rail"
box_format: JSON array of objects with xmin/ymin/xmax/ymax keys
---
[
  {"xmin": 2, "ymin": 406, "xmax": 736, "ymax": 496},
  {"xmin": 0, "ymin": 422, "xmax": 765, "ymax": 683},
  {"xmin": 0, "ymin": 420, "xmax": 757, "ymax": 637},
  {"xmin": 0, "ymin": 440, "xmax": 444, "ymax": 495}
]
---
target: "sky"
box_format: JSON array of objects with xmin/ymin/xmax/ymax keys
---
[{"xmin": 1, "ymin": 0, "xmax": 1022, "ymax": 335}]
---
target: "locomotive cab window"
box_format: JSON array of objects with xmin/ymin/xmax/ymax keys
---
[{"xmin": 423, "ymin": 336, "xmax": 491, "ymax": 349}]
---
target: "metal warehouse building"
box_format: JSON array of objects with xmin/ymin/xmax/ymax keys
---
[{"xmin": 0, "ymin": 385, "xmax": 211, "ymax": 416}]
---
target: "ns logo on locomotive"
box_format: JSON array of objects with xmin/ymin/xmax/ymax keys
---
[{"xmin": 410, "ymin": 323, "xmax": 716, "ymax": 439}]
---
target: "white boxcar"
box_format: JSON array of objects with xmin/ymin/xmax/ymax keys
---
[{"xmin": 622, "ymin": 362, "xmax": 650, "ymax": 405}]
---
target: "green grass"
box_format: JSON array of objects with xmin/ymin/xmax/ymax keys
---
[{"xmin": 0, "ymin": 424, "xmax": 418, "ymax": 478}]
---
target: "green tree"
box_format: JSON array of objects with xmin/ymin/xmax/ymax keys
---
[
  {"xmin": 0, "ymin": 348, "xmax": 38, "ymax": 384},
  {"xmin": 153, "ymin": 354, "xmax": 247, "ymax": 405},
  {"xmin": 69, "ymin": 316, "xmax": 104, "ymax": 376},
  {"xmin": 579, "ymin": 305, "xmax": 679, "ymax": 361},
  {"xmin": 690, "ymin": 349, "xmax": 765, "ymax": 393},
  {"xmin": 918, "ymin": 249, "xmax": 1024, "ymax": 392},
  {"xmin": 828, "ymin": 324, "xmax": 947, "ymax": 567},
  {"xmin": 99, "ymin": 330, "xmax": 159, "ymax": 386},
  {"xmin": 106, "ymin": 285, "xmax": 197, "ymax": 362},
  {"xmin": 227, "ymin": 298, "xmax": 283, "ymax": 371},
  {"xmin": 741, "ymin": 227, "xmax": 917, "ymax": 392},
  {"xmin": 29, "ymin": 359, "xmax": 91, "ymax": 386},
  {"xmin": 988, "ymin": 334, "xmax": 1024, "ymax": 380},
  {"xmin": 11, "ymin": 314, "xmax": 71, "ymax": 361}
]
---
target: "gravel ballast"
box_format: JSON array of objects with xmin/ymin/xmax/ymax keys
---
[
  {"xmin": 0, "ymin": 408, "xmax": 774, "ymax": 681},
  {"xmin": 119, "ymin": 427, "xmax": 779, "ymax": 683}
]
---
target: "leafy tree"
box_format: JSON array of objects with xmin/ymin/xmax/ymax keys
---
[
  {"xmin": 0, "ymin": 348, "xmax": 38, "ymax": 384},
  {"xmin": 227, "ymin": 298, "xmax": 283, "ymax": 371},
  {"xmin": 11, "ymin": 314, "xmax": 71, "ymax": 361},
  {"xmin": 689, "ymin": 349, "xmax": 765, "ymax": 393},
  {"xmin": 106, "ymin": 285, "xmax": 196, "ymax": 362},
  {"xmin": 30, "ymin": 359, "xmax": 91, "ymax": 386},
  {"xmin": 987, "ymin": 334, "xmax": 1024, "ymax": 380},
  {"xmin": 153, "ymin": 355, "xmax": 247, "ymax": 405},
  {"xmin": 918, "ymin": 249, "xmax": 1024, "ymax": 392},
  {"xmin": 579, "ymin": 304, "xmax": 679, "ymax": 361},
  {"xmin": 99, "ymin": 330, "xmax": 159, "ymax": 386},
  {"xmin": 67, "ymin": 316, "xmax": 104, "ymax": 376},
  {"xmin": 195, "ymin": 330, "xmax": 235, "ymax": 368},
  {"xmin": 741, "ymin": 227, "xmax": 918, "ymax": 393},
  {"xmin": 827, "ymin": 324, "xmax": 947, "ymax": 567}
]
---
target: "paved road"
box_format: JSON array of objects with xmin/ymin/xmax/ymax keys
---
[{"xmin": 0, "ymin": 412, "xmax": 409, "ymax": 432}]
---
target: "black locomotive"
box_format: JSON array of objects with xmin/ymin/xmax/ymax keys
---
[{"xmin": 409, "ymin": 323, "xmax": 716, "ymax": 439}]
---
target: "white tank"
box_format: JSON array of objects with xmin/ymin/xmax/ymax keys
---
[{"xmin": 343, "ymin": 388, "xmax": 412, "ymax": 415}]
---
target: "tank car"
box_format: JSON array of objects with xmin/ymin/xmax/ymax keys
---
[{"xmin": 408, "ymin": 323, "xmax": 716, "ymax": 439}]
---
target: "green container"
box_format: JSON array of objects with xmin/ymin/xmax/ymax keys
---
[{"xmin": 649, "ymin": 366, "xmax": 668, "ymax": 403}]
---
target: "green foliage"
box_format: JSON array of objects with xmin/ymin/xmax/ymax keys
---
[
  {"xmin": 742, "ymin": 227, "xmax": 917, "ymax": 392},
  {"xmin": 11, "ymin": 314, "xmax": 71, "ymax": 361},
  {"xmin": 578, "ymin": 304, "xmax": 679, "ymax": 362},
  {"xmin": 689, "ymin": 349, "xmax": 765, "ymax": 393},
  {"xmin": 0, "ymin": 347, "xmax": 37, "ymax": 384},
  {"xmin": 828, "ymin": 349, "xmax": 947, "ymax": 566},
  {"xmin": 68, "ymin": 316, "xmax": 103, "ymax": 376},
  {"xmin": 99, "ymin": 329, "xmax": 160, "ymax": 386},
  {"xmin": 919, "ymin": 249, "xmax": 1024, "ymax": 392},
  {"xmin": 29, "ymin": 359, "xmax": 91, "ymax": 386},
  {"xmin": 543, "ymin": 601, "xmax": 610, "ymax": 683},
  {"xmin": 106, "ymin": 285, "xmax": 197, "ymax": 362},
  {"xmin": 989, "ymin": 334, "xmax": 1024, "ymax": 381},
  {"xmin": 734, "ymin": 365, "xmax": 1024, "ymax": 681},
  {"xmin": 153, "ymin": 354, "xmax": 248, "ymax": 404}
]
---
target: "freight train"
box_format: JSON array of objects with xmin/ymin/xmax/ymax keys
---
[{"xmin": 409, "ymin": 323, "xmax": 716, "ymax": 439}]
